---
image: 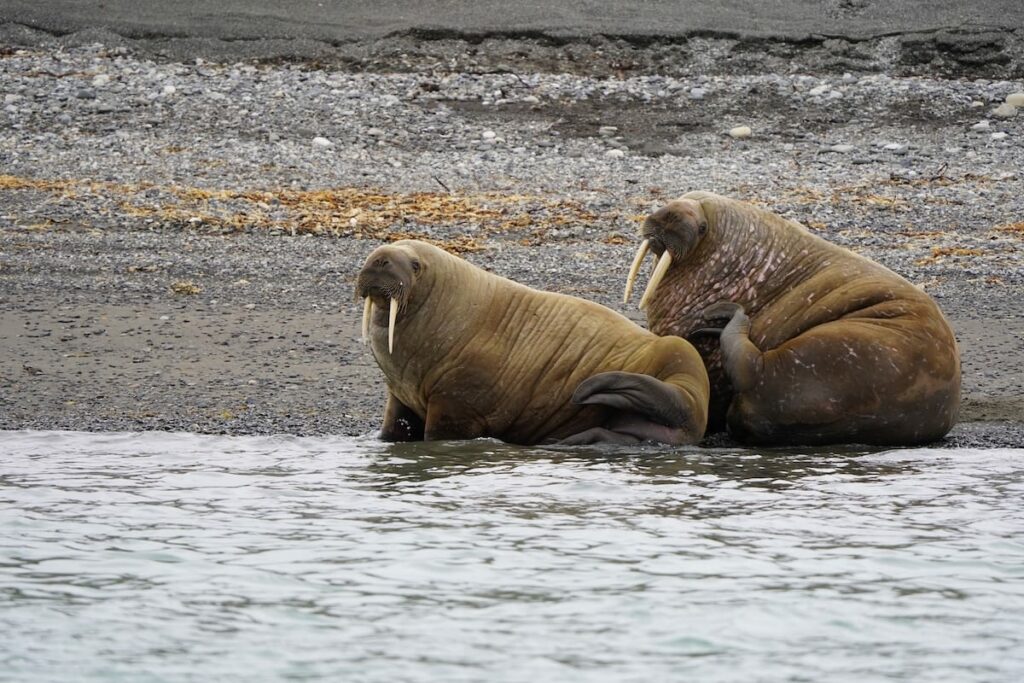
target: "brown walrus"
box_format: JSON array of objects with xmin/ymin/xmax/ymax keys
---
[
  {"xmin": 623, "ymin": 191, "xmax": 961, "ymax": 446},
  {"xmin": 356, "ymin": 239, "xmax": 709, "ymax": 445}
]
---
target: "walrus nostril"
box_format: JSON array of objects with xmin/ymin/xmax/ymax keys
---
[{"xmin": 373, "ymin": 258, "xmax": 390, "ymax": 269}]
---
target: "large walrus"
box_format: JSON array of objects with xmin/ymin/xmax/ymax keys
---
[
  {"xmin": 623, "ymin": 191, "xmax": 961, "ymax": 446},
  {"xmin": 356, "ymin": 239, "xmax": 709, "ymax": 445}
]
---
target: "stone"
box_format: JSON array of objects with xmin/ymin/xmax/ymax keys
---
[
  {"xmin": 971, "ymin": 120, "xmax": 991, "ymax": 131},
  {"xmin": 688, "ymin": 87, "xmax": 706, "ymax": 100},
  {"xmin": 829, "ymin": 144, "xmax": 856, "ymax": 153},
  {"xmin": 1005, "ymin": 93, "xmax": 1024, "ymax": 107},
  {"xmin": 598, "ymin": 125, "xmax": 618, "ymax": 137},
  {"xmin": 92, "ymin": 74, "xmax": 110, "ymax": 87},
  {"xmin": 728, "ymin": 126, "xmax": 752, "ymax": 139},
  {"xmin": 605, "ymin": 149, "xmax": 625, "ymax": 158},
  {"xmin": 991, "ymin": 132, "xmax": 1009, "ymax": 141},
  {"xmin": 481, "ymin": 130, "xmax": 497, "ymax": 140},
  {"xmin": 992, "ymin": 103, "xmax": 1017, "ymax": 119},
  {"xmin": 161, "ymin": 85, "xmax": 176, "ymax": 96},
  {"xmin": 312, "ymin": 136, "xmax": 333, "ymax": 148}
]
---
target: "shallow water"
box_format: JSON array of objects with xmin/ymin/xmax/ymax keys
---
[{"xmin": 1, "ymin": 431, "xmax": 1023, "ymax": 682}]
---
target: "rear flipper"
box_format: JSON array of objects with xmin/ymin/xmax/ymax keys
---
[{"xmin": 561, "ymin": 371, "xmax": 697, "ymax": 446}]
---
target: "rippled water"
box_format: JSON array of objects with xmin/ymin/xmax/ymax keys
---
[{"xmin": 2, "ymin": 431, "xmax": 1023, "ymax": 682}]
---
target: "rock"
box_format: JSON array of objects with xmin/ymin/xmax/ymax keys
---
[
  {"xmin": 92, "ymin": 74, "xmax": 110, "ymax": 87},
  {"xmin": 688, "ymin": 87, "xmax": 706, "ymax": 100},
  {"xmin": 829, "ymin": 144, "xmax": 856, "ymax": 153},
  {"xmin": 481, "ymin": 130, "xmax": 497, "ymax": 140},
  {"xmin": 161, "ymin": 84, "xmax": 176, "ymax": 96},
  {"xmin": 991, "ymin": 132, "xmax": 1009, "ymax": 141},
  {"xmin": 971, "ymin": 120, "xmax": 991, "ymax": 131},
  {"xmin": 808, "ymin": 84, "xmax": 830, "ymax": 97},
  {"xmin": 1005, "ymin": 93, "xmax": 1024, "ymax": 107},
  {"xmin": 312, "ymin": 136, "xmax": 333, "ymax": 148},
  {"xmin": 75, "ymin": 88, "xmax": 97, "ymax": 100},
  {"xmin": 992, "ymin": 103, "xmax": 1017, "ymax": 119},
  {"xmin": 598, "ymin": 125, "xmax": 618, "ymax": 137},
  {"xmin": 883, "ymin": 142, "xmax": 905, "ymax": 151},
  {"xmin": 522, "ymin": 95, "xmax": 540, "ymax": 105},
  {"xmin": 728, "ymin": 126, "xmax": 752, "ymax": 139},
  {"xmin": 605, "ymin": 149, "xmax": 625, "ymax": 159}
]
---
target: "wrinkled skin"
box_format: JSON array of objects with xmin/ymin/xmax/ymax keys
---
[
  {"xmin": 355, "ymin": 240, "xmax": 709, "ymax": 446},
  {"xmin": 629, "ymin": 191, "xmax": 961, "ymax": 446}
]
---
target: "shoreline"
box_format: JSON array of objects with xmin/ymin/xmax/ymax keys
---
[{"xmin": 1, "ymin": 37, "xmax": 1022, "ymax": 448}]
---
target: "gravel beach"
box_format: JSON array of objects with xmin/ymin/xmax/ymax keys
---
[{"xmin": 1, "ymin": 23, "xmax": 1022, "ymax": 447}]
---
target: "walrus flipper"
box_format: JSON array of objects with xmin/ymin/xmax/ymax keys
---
[
  {"xmin": 702, "ymin": 302, "xmax": 764, "ymax": 393},
  {"xmin": 380, "ymin": 391, "xmax": 425, "ymax": 442},
  {"xmin": 567, "ymin": 371, "xmax": 698, "ymax": 445}
]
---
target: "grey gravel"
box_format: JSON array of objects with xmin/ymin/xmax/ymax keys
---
[{"xmin": 0, "ymin": 36, "xmax": 1022, "ymax": 448}]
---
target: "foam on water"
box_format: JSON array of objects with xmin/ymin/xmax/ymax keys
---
[{"xmin": 2, "ymin": 430, "xmax": 1023, "ymax": 682}]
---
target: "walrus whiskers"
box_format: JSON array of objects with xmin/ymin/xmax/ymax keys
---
[
  {"xmin": 388, "ymin": 297, "xmax": 398, "ymax": 353},
  {"xmin": 361, "ymin": 297, "xmax": 373, "ymax": 344},
  {"xmin": 639, "ymin": 251, "xmax": 672, "ymax": 310},
  {"xmin": 623, "ymin": 238, "xmax": 649, "ymax": 303}
]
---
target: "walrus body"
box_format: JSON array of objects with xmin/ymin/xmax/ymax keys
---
[
  {"xmin": 625, "ymin": 191, "xmax": 961, "ymax": 446},
  {"xmin": 356, "ymin": 240, "xmax": 709, "ymax": 446}
]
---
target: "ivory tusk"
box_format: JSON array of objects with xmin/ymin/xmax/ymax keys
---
[
  {"xmin": 623, "ymin": 238, "xmax": 650, "ymax": 303},
  {"xmin": 361, "ymin": 297, "xmax": 372, "ymax": 344},
  {"xmin": 639, "ymin": 251, "xmax": 673, "ymax": 310},
  {"xmin": 388, "ymin": 297, "xmax": 398, "ymax": 354}
]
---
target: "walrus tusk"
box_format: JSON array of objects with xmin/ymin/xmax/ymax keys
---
[
  {"xmin": 639, "ymin": 251, "xmax": 673, "ymax": 310},
  {"xmin": 623, "ymin": 238, "xmax": 649, "ymax": 303},
  {"xmin": 361, "ymin": 297, "xmax": 372, "ymax": 344},
  {"xmin": 388, "ymin": 297, "xmax": 398, "ymax": 353}
]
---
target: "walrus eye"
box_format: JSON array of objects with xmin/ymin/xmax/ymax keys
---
[
  {"xmin": 698, "ymin": 222, "xmax": 708, "ymax": 236},
  {"xmin": 411, "ymin": 260, "xmax": 421, "ymax": 273}
]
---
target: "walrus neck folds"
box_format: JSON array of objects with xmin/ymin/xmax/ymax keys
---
[{"xmin": 647, "ymin": 201, "xmax": 828, "ymax": 335}]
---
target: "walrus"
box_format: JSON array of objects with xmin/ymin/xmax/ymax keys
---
[
  {"xmin": 622, "ymin": 191, "xmax": 961, "ymax": 446},
  {"xmin": 356, "ymin": 239, "xmax": 709, "ymax": 445}
]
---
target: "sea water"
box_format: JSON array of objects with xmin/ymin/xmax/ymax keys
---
[{"xmin": 1, "ymin": 430, "xmax": 1022, "ymax": 682}]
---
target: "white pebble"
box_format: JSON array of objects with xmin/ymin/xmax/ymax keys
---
[
  {"xmin": 161, "ymin": 84, "xmax": 176, "ymax": 96},
  {"xmin": 92, "ymin": 74, "xmax": 110, "ymax": 87},
  {"xmin": 312, "ymin": 136, "xmax": 334, "ymax": 148},
  {"xmin": 808, "ymin": 85, "xmax": 830, "ymax": 96},
  {"xmin": 1005, "ymin": 92, "xmax": 1024, "ymax": 107},
  {"xmin": 688, "ymin": 87, "xmax": 706, "ymax": 100},
  {"xmin": 605, "ymin": 149, "xmax": 625, "ymax": 159},
  {"xmin": 728, "ymin": 126, "xmax": 752, "ymax": 139},
  {"xmin": 481, "ymin": 130, "xmax": 496, "ymax": 140},
  {"xmin": 992, "ymin": 102, "xmax": 1017, "ymax": 118},
  {"xmin": 522, "ymin": 95, "xmax": 540, "ymax": 105},
  {"xmin": 159, "ymin": 315, "xmax": 169, "ymax": 321},
  {"xmin": 883, "ymin": 142, "xmax": 905, "ymax": 151},
  {"xmin": 991, "ymin": 131, "xmax": 1009, "ymax": 141},
  {"xmin": 829, "ymin": 144, "xmax": 856, "ymax": 153},
  {"xmin": 598, "ymin": 125, "xmax": 618, "ymax": 137}
]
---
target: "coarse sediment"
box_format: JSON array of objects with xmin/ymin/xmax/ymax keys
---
[{"xmin": 0, "ymin": 35, "xmax": 1022, "ymax": 447}]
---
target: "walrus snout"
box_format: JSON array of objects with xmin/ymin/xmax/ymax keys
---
[
  {"xmin": 625, "ymin": 198, "xmax": 709, "ymax": 309},
  {"xmin": 356, "ymin": 246, "xmax": 422, "ymax": 354}
]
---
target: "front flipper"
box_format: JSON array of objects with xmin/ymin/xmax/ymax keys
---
[
  {"xmin": 380, "ymin": 391, "xmax": 425, "ymax": 442},
  {"xmin": 701, "ymin": 301, "xmax": 764, "ymax": 393},
  {"xmin": 565, "ymin": 371, "xmax": 695, "ymax": 445}
]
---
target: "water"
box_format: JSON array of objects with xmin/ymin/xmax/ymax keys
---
[{"xmin": 2, "ymin": 431, "xmax": 1023, "ymax": 682}]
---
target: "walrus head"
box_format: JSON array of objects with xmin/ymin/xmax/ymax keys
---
[
  {"xmin": 355, "ymin": 243, "xmax": 424, "ymax": 353},
  {"xmin": 623, "ymin": 198, "xmax": 708, "ymax": 310}
]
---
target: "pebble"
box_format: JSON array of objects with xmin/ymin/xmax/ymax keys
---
[
  {"xmin": 162, "ymin": 85, "xmax": 176, "ymax": 96},
  {"xmin": 75, "ymin": 88, "xmax": 97, "ymax": 100},
  {"xmin": 312, "ymin": 136, "xmax": 334, "ymax": 148},
  {"xmin": 598, "ymin": 125, "xmax": 618, "ymax": 137},
  {"xmin": 522, "ymin": 95, "xmax": 540, "ymax": 105},
  {"xmin": 688, "ymin": 87, "xmax": 706, "ymax": 100},
  {"xmin": 604, "ymin": 149, "xmax": 625, "ymax": 158},
  {"xmin": 92, "ymin": 74, "xmax": 110, "ymax": 87},
  {"xmin": 829, "ymin": 144, "xmax": 856, "ymax": 153},
  {"xmin": 808, "ymin": 84, "xmax": 830, "ymax": 97},
  {"xmin": 991, "ymin": 132, "xmax": 1009, "ymax": 141},
  {"xmin": 481, "ymin": 130, "xmax": 497, "ymax": 140},
  {"xmin": 1006, "ymin": 93, "xmax": 1024, "ymax": 107},
  {"xmin": 728, "ymin": 126, "xmax": 752, "ymax": 139},
  {"xmin": 971, "ymin": 120, "xmax": 991, "ymax": 131},
  {"xmin": 992, "ymin": 103, "xmax": 1017, "ymax": 119}
]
